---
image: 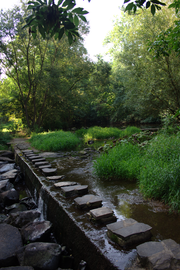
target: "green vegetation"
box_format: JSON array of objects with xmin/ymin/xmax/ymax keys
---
[
  {"xmin": 29, "ymin": 130, "xmax": 80, "ymax": 151},
  {"xmin": 0, "ymin": 128, "xmax": 12, "ymax": 150},
  {"xmin": 94, "ymin": 131, "xmax": 180, "ymax": 211},
  {"xmin": 75, "ymin": 126, "xmax": 141, "ymax": 141}
]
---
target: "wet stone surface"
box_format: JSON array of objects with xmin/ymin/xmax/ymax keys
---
[
  {"xmin": 61, "ymin": 185, "xmax": 88, "ymax": 197},
  {"xmin": 74, "ymin": 194, "xmax": 102, "ymax": 209},
  {"xmin": 35, "ymin": 161, "xmax": 49, "ymax": 167},
  {"xmin": 41, "ymin": 168, "xmax": 57, "ymax": 176},
  {"xmin": 107, "ymin": 218, "xmax": 152, "ymax": 247},
  {"xmin": 88, "ymin": 206, "xmax": 117, "ymax": 224},
  {"xmin": 54, "ymin": 181, "xmax": 77, "ymax": 188},
  {"xmin": 137, "ymin": 239, "xmax": 180, "ymax": 270}
]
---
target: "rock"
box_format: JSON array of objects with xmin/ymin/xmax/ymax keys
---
[
  {"xmin": 5, "ymin": 203, "xmax": 27, "ymax": 214},
  {"xmin": 106, "ymin": 218, "xmax": 152, "ymax": 248},
  {"xmin": 47, "ymin": 175, "xmax": 65, "ymax": 181},
  {"xmin": 61, "ymin": 185, "xmax": 88, "ymax": 197},
  {"xmin": 0, "ymin": 223, "xmax": 23, "ymax": 267},
  {"xmin": 137, "ymin": 239, "xmax": 180, "ymax": 270},
  {"xmin": 87, "ymin": 140, "xmax": 94, "ymax": 145},
  {"xmin": 34, "ymin": 161, "xmax": 49, "ymax": 168},
  {"xmin": 88, "ymin": 207, "xmax": 117, "ymax": 224},
  {"xmin": 0, "ymin": 188, "xmax": 19, "ymax": 206},
  {"xmin": 0, "ymin": 157, "xmax": 14, "ymax": 163},
  {"xmin": 39, "ymin": 164, "xmax": 52, "ymax": 170},
  {"xmin": 74, "ymin": 194, "xmax": 102, "ymax": 209},
  {"xmin": 41, "ymin": 168, "xmax": 57, "ymax": 176},
  {"xmin": 0, "ymin": 180, "xmax": 13, "ymax": 193},
  {"xmin": 27, "ymin": 155, "xmax": 40, "ymax": 160},
  {"xmin": 31, "ymin": 158, "xmax": 46, "ymax": 164},
  {"xmin": 21, "ymin": 220, "xmax": 52, "ymax": 243},
  {"xmin": 0, "ymin": 150, "xmax": 14, "ymax": 159},
  {"xmin": 79, "ymin": 151, "xmax": 87, "ymax": 155},
  {"xmin": 54, "ymin": 182, "xmax": 77, "ymax": 188},
  {"xmin": 0, "ymin": 164, "xmax": 15, "ymax": 173},
  {"xmin": 20, "ymin": 197, "xmax": 37, "ymax": 210},
  {"xmin": 18, "ymin": 242, "xmax": 61, "ymax": 270},
  {"xmin": 5, "ymin": 210, "xmax": 41, "ymax": 228},
  {"xmin": 1, "ymin": 169, "xmax": 18, "ymax": 182}
]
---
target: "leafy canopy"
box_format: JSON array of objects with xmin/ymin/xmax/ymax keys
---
[{"xmin": 23, "ymin": 0, "xmax": 89, "ymax": 44}]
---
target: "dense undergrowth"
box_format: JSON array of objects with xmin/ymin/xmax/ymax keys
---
[{"xmin": 94, "ymin": 131, "xmax": 180, "ymax": 211}]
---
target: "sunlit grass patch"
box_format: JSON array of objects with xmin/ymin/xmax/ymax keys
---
[
  {"xmin": 29, "ymin": 130, "xmax": 80, "ymax": 151},
  {"xmin": 94, "ymin": 142, "xmax": 142, "ymax": 180}
]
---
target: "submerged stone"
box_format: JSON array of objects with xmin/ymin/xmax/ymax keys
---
[
  {"xmin": 54, "ymin": 182, "xmax": 77, "ymax": 188},
  {"xmin": 74, "ymin": 194, "xmax": 102, "ymax": 209},
  {"xmin": 61, "ymin": 185, "xmax": 88, "ymax": 197},
  {"xmin": 137, "ymin": 239, "xmax": 180, "ymax": 270},
  {"xmin": 88, "ymin": 207, "xmax": 116, "ymax": 224},
  {"xmin": 106, "ymin": 218, "xmax": 152, "ymax": 247}
]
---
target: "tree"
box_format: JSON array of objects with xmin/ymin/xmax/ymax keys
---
[
  {"xmin": 24, "ymin": 0, "xmax": 89, "ymax": 44},
  {"xmin": 105, "ymin": 8, "xmax": 180, "ymax": 121},
  {"xmin": 0, "ymin": 6, "xmax": 92, "ymax": 130}
]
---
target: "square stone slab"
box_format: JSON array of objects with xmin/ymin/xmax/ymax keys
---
[
  {"xmin": 41, "ymin": 168, "xmax": 57, "ymax": 176},
  {"xmin": 137, "ymin": 239, "xmax": 180, "ymax": 269},
  {"xmin": 54, "ymin": 182, "xmax": 77, "ymax": 188},
  {"xmin": 61, "ymin": 185, "xmax": 88, "ymax": 197},
  {"xmin": 22, "ymin": 150, "xmax": 33, "ymax": 154},
  {"xmin": 89, "ymin": 207, "xmax": 114, "ymax": 220},
  {"xmin": 39, "ymin": 164, "xmax": 52, "ymax": 170},
  {"xmin": 28, "ymin": 155, "xmax": 40, "ymax": 160},
  {"xmin": 74, "ymin": 194, "xmax": 102, "ymax": 209},
  {"xmin": 32, "ymin": 158, "xmax": 46, "ymax": 164},
  {"xmin": 35, "ymin": 161, "xmax": 49, "ymax": 167},
  {"xmin": 107, "ymin": 218, "xmax": 152, "ymax": 247},
  {"xmin": 47, "ymin": 175, "xmax": 65, "ymax": 181}
]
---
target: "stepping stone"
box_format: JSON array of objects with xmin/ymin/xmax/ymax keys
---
[
  {"xmin": 28, "ymin": 155, "xmax": 40, "ymax": 160},
  {"xmin": 31, "ymin": 158, "xmax": 46, "ymax": 163},
  {"xmin": 54, "ymin": 182, "xmax": 77, "ymax": 188},
  {"xmin": 74, "ymin": 194, "xmax": 102, "ymax": 209},
  {"xmin": 39, "ymin": 164, "xmax": 52, "ymax": 170},
  {"xmin": 88, "ymin": 207, "xmax": 116, "ymax": 224},
  {"xmin": 106, "ymin": 218, "xmax": 152, "ymax": 247},
  {"xmin": 22, "ymin": 150, "xmax": 33, "ymax": 154},
  {"xmin": 61, "ymin": 185, "xmax": 88, "ymax": 197},
  {"xmin": 34, "ymin": 161, "xmax": 49, "ymax": 167},
  {"xmin": 47, "ymin": 175, "xmax": 65, "ymax": 181},
  {"xmin": 137, "ymin": 239, "xmax": 180, "ymax": 270},
  {"xmin": 41, "ymin": 168, "xmax": 57, "ymax": 176}
]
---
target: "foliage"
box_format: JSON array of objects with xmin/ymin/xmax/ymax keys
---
[
  {"xmin": 29, "ymin": 130, "xmax": 80, "ymax": 151},
  {"xmin": 105, "ymin": 8, "xmax": 180, "ymax": 120},
  {"xmin": 139, "ymin": 134, "xmax": 180, "ymax": 209},
  {"xmin": 24, "ymin": 0, "xmax": 89, "ymax": 44},
  {"xmin": 0, "ymin": 5, "xmax": 92, "ymax": 130},
  {"xmin": 0, "ymin": 130, "xmax": 12, "ymax": 149},
  {"xmin": 94, "ymin": 142, "xmax": 142, "ymax": 180}
]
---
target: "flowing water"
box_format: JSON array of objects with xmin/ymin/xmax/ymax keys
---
[{"xmin": 36, "ymin": 145, "xmax": 180, "ymax": 269}]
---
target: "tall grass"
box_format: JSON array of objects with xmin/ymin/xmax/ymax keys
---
[
  {"xmin": 94, "ymin": 142, "xmax": 142, "ymax": 180},
  {"xmin": 94, "ymin": 133, "xmax": 180, "ymax": 210},
  {"xmin": 75, "ymin": 126, "xmax": 141, "ymax": 141},
  {"xmin": 29, "ymin": 130, "xmax": 80, "ymax": 151}
]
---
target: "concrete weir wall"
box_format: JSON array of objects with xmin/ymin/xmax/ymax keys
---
[{"xmin": 14, "ymin": 147, "xmax": 119, "ymax": 270}]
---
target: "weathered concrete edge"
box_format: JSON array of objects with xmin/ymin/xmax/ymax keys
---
[{"xmin": 13, "ymin": 147, "xmax": 119, "ymax": 270}]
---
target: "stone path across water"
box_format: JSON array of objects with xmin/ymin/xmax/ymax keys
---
[{"xmin": 10, "ymin": 140, "xmax": 180, "ymax": 270}]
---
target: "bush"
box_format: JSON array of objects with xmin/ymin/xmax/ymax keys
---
[{"xmin": 29, "ymin": 130, "xmax": 80, "ymax": 151}]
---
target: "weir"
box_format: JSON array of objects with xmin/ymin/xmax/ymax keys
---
[{"xmin": 13, "ymin": 143, "xmax": 136, "ymax": 270}]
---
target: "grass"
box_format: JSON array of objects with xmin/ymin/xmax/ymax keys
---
[
  {"xmin": 0, "ymin": 131, "xmax": 12, "ymax": 150},
  {"xmin": 94, "ymin": 131, "xmax": 180, "ymax": 211},
  {"xmin": 75, "ymin": 126, "xmax": 141, "ymax": 141},
  {"xmin": 29, "ymin": 130, "xmax": 80, "ymax": 151}
]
